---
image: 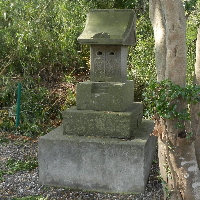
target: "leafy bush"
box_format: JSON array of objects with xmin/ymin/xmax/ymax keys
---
[
  {"xmin": 128, "ymin": 14, "xmax": 155, "ymax": 101},
  {"xmin": 1, "ymin": 0, "xmax": 151, "ymax": 78},
  {"xmin": 143, "ymin": 79, "xmax": 200, "ymax": 120},
  {"xmin": 1, "ymin": 0, "xmax": 92, "ymax": 77},
  {"xmin": 0, "ymin": 76, "xmax": 76, "ymax": 137},
  {"xmin": 186, "ymin": 1, "xmax": 200, "ymax": 84},
  {"xmin": 0, "ymin": 76, "xmax": 18, "ymax": 107}
]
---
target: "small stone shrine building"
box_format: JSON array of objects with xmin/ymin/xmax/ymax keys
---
[
  {"xmin": 38, "ymin": 9, "xmax": 157, "ymax": 194},
  {"xmin": 78, "ymin": 9, "xmax": 136, "ymax": 82}
]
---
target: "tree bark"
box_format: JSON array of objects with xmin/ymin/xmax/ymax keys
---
[
  {"xmin": 149, "ymin": 0, "xmax": 200, "ymax": 199},
  {"xmin": 163, "ymin": 0, "xmax": 187, "ymax": 86},
  {"xmin": 192, "ymin": 27, "xmax": 200, "ymax": 169},
  {"xmin": 149, "ymin": 0, "xmax": 166, "ymax": 81}
]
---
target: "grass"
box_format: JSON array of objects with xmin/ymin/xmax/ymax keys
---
[
  {"xmin": 0, "ymin": 155, "xmax": 38, "ymax": 181},
  {"xmin": 6, "ymin": 157, "xmax": 38, "ymax": 172},
  {"xmin": 0, "ymin": 135, "xmax": 9, "ymax": 143},
  {"xmin": 11, "ymin": 196, "xmax": 48, "ymax": 200},
  {"xmin": 0, "ymin": 131, "xmax": 38, "ymax": 182}
]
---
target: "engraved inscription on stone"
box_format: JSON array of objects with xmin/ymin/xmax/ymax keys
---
[
  {"xmin": 91, "ymin": 83, "xmax": 109, "ymax": 94},
  {"xmin": 106, "ymin": 49, "xmax": 120, "ymax": 78},
  {"xmin": 93, "ymin": 58, "xmax": 105, "ymax": 78},
  {"xmin": 91, "ymin": 46, "xmax": 105, "ymax": 80},
  {"xmin": 91, "ymin": 45, "xmax": 123, "ymax": 81}
]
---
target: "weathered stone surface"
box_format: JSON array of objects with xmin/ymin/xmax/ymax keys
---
[
  {"xmin": 62, "ymin": 103, "xmax": 143, "ymax": 138},
  {"xmin": 76, "ymin": 81, "xmax": 134, "ymax": 111},
  {"xmin": 89, "ymin": 45, "xmax": 128, "ymax": 82},
  {"xmin": 38, "ymin": 120, "xmax": 157, "ymax": 194},
  {"xmin": 77, "ymin": 9, "xmax": 136, "ymax": 45}
]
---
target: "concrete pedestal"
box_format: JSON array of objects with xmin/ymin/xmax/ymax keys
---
[{"xmin": 38, "ymin": 120, "xmax": 157, "ymax": 194}]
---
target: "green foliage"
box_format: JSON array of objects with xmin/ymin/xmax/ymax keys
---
[
  {"xmin": 143, "ymin": 80, "xmax": 200, "ymax": 120},
  {"xmin": 0, "ymin": 0, "xmax": 150, "ymax": 78},
  {"xmin": 6, "ymin": 157, "xmax": 38, "ymax": 172},
  {"xmin": 0, "ymin": 75, "xmax": 77, "ymax": 137},
  {"xmin": 0, "ymin": 76, "xmax": 18, "ymax": 107},
  {"xmin": 0, "ymin": 0, "xmax": 92, "ymax": 77},
  {"xmin": 186, "ymin": 0, "xmax": 200, "ymax": 84},
  {"xmin": 91, "ymin": 0, "xmax": 149, "ymax": 15},
  {"xmin": 157, "ymin": 175, "xmax": 171, "ymax": 198},
  {"xmin": 0, "ymin": 135, "xmax": 9, "ymax": 143},
  {"xmin": 11, "ymin": 197, "xmax": 47, "ymax": 200},
  {"xmin": 128, "ymin": 14, "xmax": 155, "ymax": 101},
  {"xmin": 186, "ymin": 131, "xmax": 194, "ymax": 140},
  {"xmin": 18, "ymin": 85, "xmax": 53, "ymax": 136},
  {"xmin": 0, "ymin": 109, "xmax": 15, "ymax": 132},
  {"xmin": 183, "ymin": 0, "xmax": 198, "ymax": 14},
  {"xmin": 0, "ymin": 157, "xmax": 38, "ymax": 181}
]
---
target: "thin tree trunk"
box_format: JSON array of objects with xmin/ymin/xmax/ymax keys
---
[
  {"xmin": 192, "ymin": 27, "xmax": 200, "ymax": 169},
  {"xmin": 163, "ymin": 0, "xmax": 187, "ymax": 86},
  {"xmin": 149, "ymin": 2, "xmax": 168, "ymax": 197},
  {"xmin": 149, "ymin": 0, "xmax": 166, "ymax": 81}
]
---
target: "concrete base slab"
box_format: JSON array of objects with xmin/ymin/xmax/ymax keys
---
[{"xmin": 38, "ymin": 120, "xmax": 157, "ymax": 194}]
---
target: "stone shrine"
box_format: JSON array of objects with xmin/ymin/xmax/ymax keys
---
[
  {"xmin": 63, "ymin": 9, "xmax": 142, "ymax": 139},
  {"xmin": 39, "ymin": 9, "xmax": 157, "ymax": 194}
]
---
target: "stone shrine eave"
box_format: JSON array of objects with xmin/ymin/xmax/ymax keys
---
[{"xmin": 77, "ymin": 9, "xmax": 136, "ymax": 46}]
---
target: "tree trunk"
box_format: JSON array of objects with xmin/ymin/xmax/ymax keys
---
[
  {"xmin": 149, "ymin": 0, "xmax": 166, "ymax": 81},
  {"xmin": 149, "ymin": 0, "xmax": 200, "ymax": 199},
  {"xmin": 192, "ymin": 27, "xmax": 200, "ymax": 169}
]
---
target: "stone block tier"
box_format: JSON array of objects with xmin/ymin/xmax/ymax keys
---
[
  {"xmin": 62, "ymin": 102, "xmax": 143, "ymax": 139},
  {"xmin": 76, "ymin": 81, "xmax": 134, "ymax": 112}
]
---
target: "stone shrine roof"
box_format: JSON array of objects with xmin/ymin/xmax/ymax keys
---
[{"xmin": 78, "ymin": 9, "xmax": 136, "ymax": 46}]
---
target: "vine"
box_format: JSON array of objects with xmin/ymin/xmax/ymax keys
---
[{"xmin": 143, "ymin": 80, "xmax": 200, "ymax": 136}]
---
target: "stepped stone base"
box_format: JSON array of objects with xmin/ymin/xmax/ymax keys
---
[
  {"xmin": 38, "ymin": 120, "xmax": 157, "ymax": 194},
  {"xmin": 62, "ymin": 102, "xmax": 143, "ymax": 138}
]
